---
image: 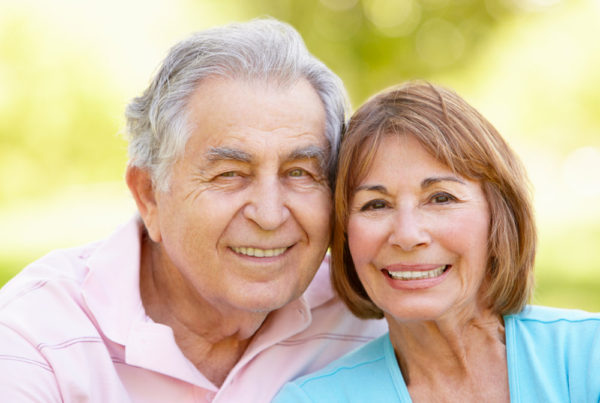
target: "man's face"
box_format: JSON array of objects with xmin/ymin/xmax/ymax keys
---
[{"xmin": 150, "ymin": 77, "xmax": 331, "ymax": 314}]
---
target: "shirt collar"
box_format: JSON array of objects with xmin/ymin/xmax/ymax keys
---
[
  {"xmin": 301, "ymin": 253, "xmax": 335, "ymax": 309},
  {"xmin": 82, "ymin": 215, "xmax": 145, "ymax": 345}
]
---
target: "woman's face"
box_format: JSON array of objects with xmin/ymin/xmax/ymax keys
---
[{"xmin": 347, "ymin": 134, "xmax": 491, "ymax": 323}]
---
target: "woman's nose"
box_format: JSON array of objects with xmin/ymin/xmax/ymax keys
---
[{"xmin": 387, "ymin": 207, "xmax": 431, "ymax": 251}]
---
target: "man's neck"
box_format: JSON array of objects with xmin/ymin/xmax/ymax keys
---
[
  {"xmin": 138, "ymin": 236, "xmax": 269, "ymax": 387},
  {"xmin": 161, "ymin": 316, "xmax": 255, "ymax": 387}
]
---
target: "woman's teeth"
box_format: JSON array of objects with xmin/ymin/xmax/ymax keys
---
[
  {"xmin": 386, "ymin": 265, "xmax": 448, "ymax": 280},
  {"xmin": 231, "ymin": 246, "xmax": 287, "ymax": 257}
]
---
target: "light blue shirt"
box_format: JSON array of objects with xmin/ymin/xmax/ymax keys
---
[{"xmin": 273, "ymin": 306, "xmax": 600, "ymax": 402}]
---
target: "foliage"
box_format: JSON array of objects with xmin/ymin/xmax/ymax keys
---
[{"xmin": 1, "ymin": 0, "xmax": 598, "ymax": 311}]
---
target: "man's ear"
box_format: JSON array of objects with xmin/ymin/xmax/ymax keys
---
[{"xmin": 126, "ymin": 165, "xmax": 162, "ymax": 243}]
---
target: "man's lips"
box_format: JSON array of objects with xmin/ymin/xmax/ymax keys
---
[
  {"xmin": 382, "ymin": 265, "xmax": 451, "ymax": 280},
  {"xmin": 230, "ymin": 246, "xmax": 290, "ymax": 258}
]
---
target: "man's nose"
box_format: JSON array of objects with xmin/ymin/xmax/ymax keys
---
[
  {"xmin": 387, "ymin": 207, "xmax": 431, "ymax": 251},
  {"xmin": 243, "ymin": 176, "xmax": 291, "ymax": 230}
]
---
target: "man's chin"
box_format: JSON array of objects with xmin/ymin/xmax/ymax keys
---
[
  {"xmin": 235, "ymin": 289, "xmax": 303, "ymax": 315},
  {"xmin": 243, "ymin": 297, "xmax": 296, "ymax": 314}
]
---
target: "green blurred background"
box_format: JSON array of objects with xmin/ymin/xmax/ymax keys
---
[{"xmin": 1, "ymin": 0, "xmax": 599, "ymax": 310}]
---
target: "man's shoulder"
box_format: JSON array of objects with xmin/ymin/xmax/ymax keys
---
[
  {"xmin": 0, "ymin": 216, "xmax": 141, "ymax": 309},
  {"xmin": 0, "ymin": 243, "xmax": 96, "ymax": 309},
  {"xmin": 0, "ymin": 217, "xmax": 142, "ymax": 340},
  {"xmin": 0, "ymin": 245, "xmax": 99, "ymax": 340},
  {"xmin": 0, "ymin": 237, "xmax": 132, "ymax": 402}
]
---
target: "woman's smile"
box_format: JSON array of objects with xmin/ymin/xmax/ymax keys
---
[{"xmin": 383, "ymin": 264, "xmax": 450, "ymax": 280}]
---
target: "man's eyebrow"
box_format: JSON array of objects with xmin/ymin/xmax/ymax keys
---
[
  {"xmin": 286, "ymin": 145, "xmax": 328, "ymax": 168},
  {"xmin": 204, "ymin": 147, "xmax": 252, "ymax": 163},
  {"xmin": 421, "ymin": 176, "xmax": 465, "ymax": 188}
]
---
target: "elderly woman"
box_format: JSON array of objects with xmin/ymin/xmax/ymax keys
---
[{"xmin": 273, "ymin": 82, "xmax": 600, "ymax": 402}]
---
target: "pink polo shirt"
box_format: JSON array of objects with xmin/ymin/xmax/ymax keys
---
[{"xmin": 0, "ymin": 217, "xmax": 386, "ymax": 402}]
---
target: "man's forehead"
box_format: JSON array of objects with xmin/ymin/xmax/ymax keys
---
[
  {"xmin": 182, "ymin": 76, "xmax": 329, "ymax": 166},
  {"xmin": 186, "ymin": 76, "xmax": 325, "ymax": 119}
]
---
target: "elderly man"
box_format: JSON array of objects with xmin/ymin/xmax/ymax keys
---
[{"xmin": 0, "ymin": 19, "xmax": 385, "ymax": 402}]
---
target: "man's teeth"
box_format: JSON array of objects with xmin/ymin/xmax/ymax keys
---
[
  {"xmin": 387, "ymin": 265, "xmax": 447, "ymax": 280},
  {"xmin": 231, "ymin": 246, "xmax": 287, "ymax": 257}
]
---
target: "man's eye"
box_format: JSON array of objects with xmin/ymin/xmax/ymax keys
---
[
  {"xmin": 430, "ymin": 192, "xmax": 455, "ymax": 204},
  {"xmin": 219, "ymin": 171, "xmax": 239, "ymax": 178},
  {"xmin": 288, "ymin": 168, "xmax": 306, "ymax": 177},
  {"xmin": 360, "ymin": 199, "xmax": 388, "ymax": 211}
]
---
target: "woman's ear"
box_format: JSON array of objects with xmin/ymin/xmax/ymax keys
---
[{"xmin": 126, "ymin": 165, "xmax": 162, "ymax": 243}]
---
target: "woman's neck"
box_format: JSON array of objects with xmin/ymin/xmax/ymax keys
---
[{"xmin": 386, "ymin": 307, "xmax": 509, "ymax": 402}]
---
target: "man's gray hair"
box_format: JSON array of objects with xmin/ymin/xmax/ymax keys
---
[{"xmin": 125, "ymin": 18, "xmax": 349, "ymax": 191}]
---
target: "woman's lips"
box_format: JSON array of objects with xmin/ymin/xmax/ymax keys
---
[
  {"xmin": 381, "ymin": 264, "xmax": 452, "ymax": 290},
  {"xmin": 383, "ymin": 264, "xmax": 450, "ymax": 280}
]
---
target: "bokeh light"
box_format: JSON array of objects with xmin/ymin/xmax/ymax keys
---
[
  {"xmin": 415, "ymin": 18, "xmax": 465, "ymax": 67},
  {"xmin": 561, "ymin": 147, "xmax": 600, "ymax": 198},
  {"xmin": 1, "ymin": 0, "xmax": 598, "ymax": 310},
  {"xmin": 362, "ymin": 0, "xmax": 421, "ymax": 36},
  {"xmin": 319, "ymin": 0, "xmax": 360, "ymax": 11}
]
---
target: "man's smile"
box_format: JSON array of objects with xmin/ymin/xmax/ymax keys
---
[{"xmin": 230, "ymin": 246, "xmax": 289, "ymax": 257}]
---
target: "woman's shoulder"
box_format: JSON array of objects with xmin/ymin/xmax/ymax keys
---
[
  {"xmin": 505, "ymin": 306, "xmax": 600, "ymax": 401},
  {"xmin": 505, "ymin": 305, "xmax": 600, "ymax": 381},
  {"xmin": 273, "ymin": 333, "xmax": 404, "ymax": 402},
  {"xmin": 505, "ymin": 305, "xmax": 600, "ymax": 344},
  {"xmin": 507, "ymin": 305, "xmax": 600, "ymax": 325},
  {"xmin": 296, "ymin": 333, "xmax": 390, "ymax": 384}
]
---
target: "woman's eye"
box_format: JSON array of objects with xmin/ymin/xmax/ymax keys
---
[
  {"xmin": 430, "ymin": 192, "xmax": 455, "ymax": 204},
  {"xmin": 360, "ymin": 199, "xmax": 388, "ymax": 211}
]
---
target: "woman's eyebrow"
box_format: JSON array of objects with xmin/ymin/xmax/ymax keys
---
[
  {"xmin": 354, "ymin": 177, "xmax": 465, "ymax": 194},
  {"xmin": 354, "ymin": 176, "xmax": 465, "ymax": 194},
  {"xmin": 421, "ymin": 176, "xmax": 465, "ymax": 188},
  {"xmin": 354, "ymin": 184, "xmax": 390, "ymax": 194}
]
